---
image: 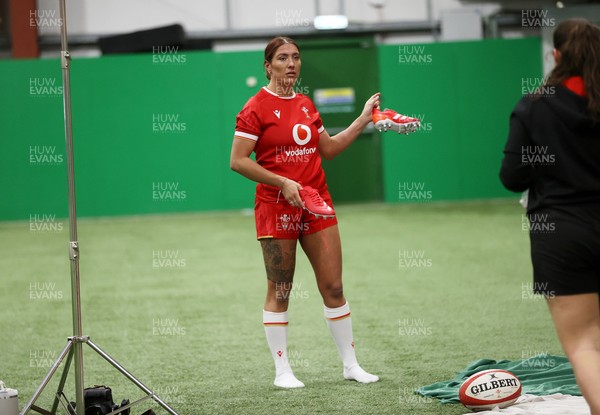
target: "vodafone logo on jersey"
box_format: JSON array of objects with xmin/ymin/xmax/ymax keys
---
[
  {"xmin": 276, "ymin": 123, "xmax": 315, "ymax": 165},
  {"xmin": 292, "ymin": 124, "xmax": 311, "ymax": 146}
]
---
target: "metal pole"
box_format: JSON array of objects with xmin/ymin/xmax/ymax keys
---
[
  {"xmin": 50, "ymin": 347, "xmax": 75, "ymax": 413},
  {"xmin": 20, "ymin": 2, "xmax": 181, "ymax": 414},
  {"xmin": 58, "ymin": 0, "xmax": 85, "ymax": 414},
  {"xmin": 19, "ymin": 341, "xmax": 73, "ymax": 415}
]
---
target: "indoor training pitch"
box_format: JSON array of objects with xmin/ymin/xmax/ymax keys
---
[{"xmin": 0, "ymin": 201, "xmax": 561, "ymax": 415}]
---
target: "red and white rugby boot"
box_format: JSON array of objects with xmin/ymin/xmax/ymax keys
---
[
  {"xmin": 372, "ymin": 108, "xmax": 420, "ymax": 134},
  {"xmin": 298, "ymin": 186, "xmax": 336, "ymax": 219}
]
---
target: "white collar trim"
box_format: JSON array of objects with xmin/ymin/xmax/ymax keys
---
[{"xmin": 262, "ymin": 86, "xmax": 296, "ymax": 100}]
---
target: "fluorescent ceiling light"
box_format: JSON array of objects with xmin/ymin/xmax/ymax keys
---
[{"xmin": 314, "ymin": 15, "xmax": 348, "ymax": 30}]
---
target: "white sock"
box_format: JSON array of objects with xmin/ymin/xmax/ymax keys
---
[
  {"xmin": 263, "ymin": 310, "xmax": 304, "ymax": 388},
  {"xmin": 324, "ymin": 302, "xmax": 379, "ymax": 384}
]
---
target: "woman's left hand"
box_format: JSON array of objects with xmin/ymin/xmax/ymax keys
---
[{"xmin": 360, "ymin": 92, "xmax": 381, "ymax": 121}]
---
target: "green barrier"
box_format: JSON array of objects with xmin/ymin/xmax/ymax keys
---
[
  {"xmin": 0, "ymin": 37, "xmax": 542, "ymax": 221},
  {"xmin": 1, "ymin": 51, "xmax": 260, "ymax": 221},
  {"xmin": 378, "ymin": 37, "xmax": 542, "ymax": 203},
  {"xmin": 298, "ymin": 37, "xmax": 381, "ymax": 203}
]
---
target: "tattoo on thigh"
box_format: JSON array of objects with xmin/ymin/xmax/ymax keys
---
[
  {"xmin": 261, "ymin": 240, "xmax": 295, "ymax": 283},
  {"xmin": 263, "ymin": 239, "xmax": 283, "ymax": 266}
]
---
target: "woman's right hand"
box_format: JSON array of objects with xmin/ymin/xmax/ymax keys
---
[{"xmin": 281, "ymin": 178, "xmax": 304, "ymax": 208}]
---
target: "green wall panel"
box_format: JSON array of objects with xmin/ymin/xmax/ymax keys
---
[
  {"xmin": 378, "ymin": 37, "xmax": 542, "ymax": 203},
  {"xmin": 216, "ymin": 50, "xmax": 265, "ymax": 208},
  {"xmin": 70, "ymin": 52, "xmax": 221, "ymax": 217},
  {"xmin": 299, "ymin": 38, "xmax": 381, "ymax": 203},
  {"xmin": 0, "ymin": 59, "xmax": 68, "ymax": 221},
  {"xmin": 0, "ymin": 51, "xmax": 262, "ymax": 221},
  {"xmin": 0, "ymin": 37, "xmax": 543, "ymax": 221}
]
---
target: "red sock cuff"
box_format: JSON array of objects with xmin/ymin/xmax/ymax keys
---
[
  {"xmin": 263, "ymin": 310, "xmax": 289, "ymax": 325},
  {"xmin": 324, "ymin": 302, "xmax": 351, "ymax": 321}
]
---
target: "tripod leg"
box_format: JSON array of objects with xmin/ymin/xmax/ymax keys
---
[
  {"xmin": 20, "ymin": 340, "xmax": 73, "ymax": 415},
  {"xmin": 86, "ymin": 340, "xmax": 180, "ymax": 415},
  {"xmin": 50, "ymin": 347, "xmax": 75, "ymax": 414}
]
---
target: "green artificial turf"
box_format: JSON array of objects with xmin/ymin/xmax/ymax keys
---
[{"xmin": 0, "ymin": 201, "xmax": 562, "ymax": 414}]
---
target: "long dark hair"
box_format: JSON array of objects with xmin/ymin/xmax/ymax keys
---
[
  {"xmin": 546, "ymin": 18, "xmax": 600, "ymax": 122},
  {"xmin": 264, "ymin": 36, "xmax": 300, "ymax": 80}
]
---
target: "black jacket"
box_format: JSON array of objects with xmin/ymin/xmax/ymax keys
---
[{"xmin": 500, "ymin": 85, "xmax": 600, "ymax": 213}]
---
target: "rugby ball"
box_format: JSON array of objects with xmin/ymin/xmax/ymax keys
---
[{"xmin": 459, "ymin": 369, "xmax": 521, "ymax": 411}]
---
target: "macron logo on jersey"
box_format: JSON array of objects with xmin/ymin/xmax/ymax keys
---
[{"xmin": 273, "ymin": 110, "xmax": 281, "ymax": 119}]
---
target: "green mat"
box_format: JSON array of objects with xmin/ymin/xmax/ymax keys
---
[{"xmin": 417, "ymin": 355, "xmax": 580, "ymax": 403}]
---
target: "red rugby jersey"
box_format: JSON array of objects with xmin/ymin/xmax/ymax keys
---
[{"xmin": 235, "ymin": 86, "xmax": 327, "ymax": 202}]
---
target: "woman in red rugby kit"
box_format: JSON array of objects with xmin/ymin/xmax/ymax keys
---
[{"xmin": 230, "ymin": 36, "xmax": 380, "ymax": 388}]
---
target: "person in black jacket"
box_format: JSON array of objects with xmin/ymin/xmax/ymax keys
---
[{"xmin": 500, "ymin": 18, "xmax": 600, "ymax": 415}]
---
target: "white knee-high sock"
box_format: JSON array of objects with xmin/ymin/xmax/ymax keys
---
[
  {"xmin": 324, "ymin": 302, "xmax": 379, "ymax": 383},
  {"xmin": 324, "ymin": 302, "xmax": 358, "ymax": 369},
  {"xmin": 263, "ymin": 310, "xmax": 304, "ymax": 388}
]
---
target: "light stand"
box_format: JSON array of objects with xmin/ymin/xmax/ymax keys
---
[{"xmin": 19, "ymin": 1, "xmax": 180, "ymax": 414}]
